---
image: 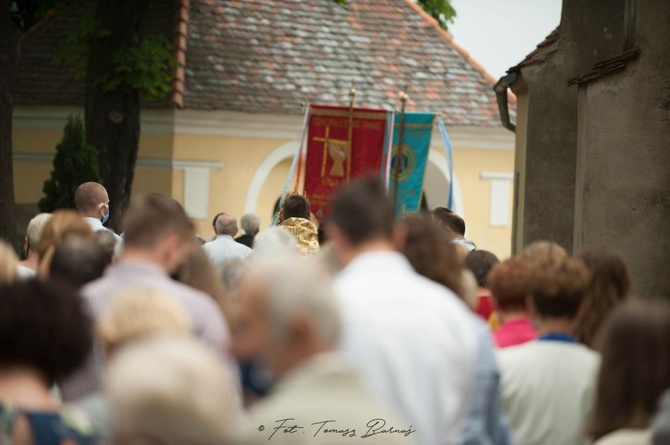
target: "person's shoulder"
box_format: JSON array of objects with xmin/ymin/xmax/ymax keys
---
[
  {"xmin": 80, "ymin": 273, "xmax": 114, "ymax": 300},
  {"xmin": 168, "ymin": 279, "xmax": 219, "ymax": 307},
  {"xmin": 496, "ymin": 341, "xmax": 537, "ymax": 365}
]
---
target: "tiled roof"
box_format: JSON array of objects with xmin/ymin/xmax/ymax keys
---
[
  {"xmin": 508, "ymin": 27, "xmax": 560, "ymax": 72},
  {"xmin": 184, "ymin": 0, "xmax": 504, "ymax": 126},
  {"xmin": 17, "ymin": 0, "xmax": 507, "ymax": 127}
]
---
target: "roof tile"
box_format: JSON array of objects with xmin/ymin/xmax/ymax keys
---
[{"xmin": 17, "ymin": 0, "xmax": 509, "ymax": 127}]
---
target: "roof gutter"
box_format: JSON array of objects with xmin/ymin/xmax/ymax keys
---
[{"xmin": 493, "ymin": 72, "xmax": 517, "ymax": 132}]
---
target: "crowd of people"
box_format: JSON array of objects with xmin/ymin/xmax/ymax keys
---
[{"xmin": 0, "ymin": 177, "xmax": 668, "ymax": 445}]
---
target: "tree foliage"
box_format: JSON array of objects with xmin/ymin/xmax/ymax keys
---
[
  {"xmin": 38, "ymin": 115, "xmax": 100, "ymax": 212},
  {"xmin": 56, "ymin": 3, "xmax": 177, "ymax": 101},
  {"xmin": 417, "ymin": 0, "xmax": 456, "ymax": 30},
  {"xmin": 96, "ymin": 35, "xmax": 178, "ymax": 100},
  {"xmin": 331, "ymin": 0, "xmax": 455, "ymax": 30}
]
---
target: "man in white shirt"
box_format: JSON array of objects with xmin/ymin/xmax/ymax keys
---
[
  {"xmin": 326, "ymin": 177, "xmax": 480, "ymax": 445},
  {"xmin": 230, "ymin": 257, "xmax": 416, "ymax": 445},
  {"xmin": 74, "ymin": 182, "xmax": 122, "ymax": 242},
  {"xmin": 204, "ymin": 213, "xmax": 252, "ymax": 266},
  {"xmin": 432, "ymin": 207, "xmax": 476, "ymax": 251},
  {"xmin": 496, "ymin": 255, "xmax": 600, "ymax": 445}
]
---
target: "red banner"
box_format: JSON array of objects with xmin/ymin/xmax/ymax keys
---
[{"xmin": 304, "ymin": 105, "xmax": 388, "ymax": 220}]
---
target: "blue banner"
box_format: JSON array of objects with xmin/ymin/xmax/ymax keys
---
[{"xmin": 389, "ymin": 112, "xmax": 435, "ymax": 216}]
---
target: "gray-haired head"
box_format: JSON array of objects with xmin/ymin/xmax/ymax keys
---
[
  {"xmin": 214, "ymin": 214, "xmax": 238, "ymax": 237},
  {"xmin": 252, "ymin": 227, "xmax": 298, "ymax": 257},
  {"xmin": 237, "ymin": 258, "xmax": 341, "ymax": 375},
  {"xmin": 106, "ymin": 335, "xmax": 236, "ymax": 445},
  {"xmin": 240, "ymin": 213, "xmax": 260, "ymax": 236},
  {"xmin": 26, "ymin": 213, "xmax": 52, "ymax": 253}
]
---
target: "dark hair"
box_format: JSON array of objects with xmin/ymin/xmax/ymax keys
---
[
  {"xmin": 489, "ymin": 258, "xmax": 529, "ymax": 312},
  {"xmin": 432, "ymin": 209, "xmax": 465, "ymax": 236},
  {"xmin": 0, "ymin": 280, "xmax": 93, "ymax": 384},
  {"xmin": 49, "ymin": 236, "xmax": 109, "ymax": 290},
  {"xmin": 318, "ymin": 218, "xmax": 330, "ymax": 245},
  {"xmin": 281, "ymin": 194, "xmax": 311, "ymax": 220},
  {"xmin": 589, "ymin": 299, "xmax": 670, "ymax": 440},
  {"xmin": 123, "ymin": 194, "xmax": 194, "ymax": 249},
  {"xmin": 431, "ymin": 206, "xmax": 453, "ymax": 221},
  {"xmin": 400, "ymin": 213, "xmax": 463, "ymax": 298},
  {"xmin": 329, "ymin": 176, "xmax": 394, "ymax": 246},
  {"xmin": 465, "ymin": 250, "xmax": 499, "ymax": 287},
  {"xmin": 573, "ymin": 245, "xmax": 631, "ymax": 347},
  {"xmin": 95, "ymin": 230, "xmax": 117, "ymax": 264},
  {"xmin": 525, "ymin": 256, "xmax": 590, "ymax": 319}
]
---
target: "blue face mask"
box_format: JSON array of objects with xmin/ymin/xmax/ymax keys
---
[{"xmin": 100, "ymin": 204, "xmax": 110, "ymax": 225}]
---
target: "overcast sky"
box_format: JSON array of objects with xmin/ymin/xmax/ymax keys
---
[{"xmin": 448, "ymin": 0, "xmax": 563, "ymax": 79}]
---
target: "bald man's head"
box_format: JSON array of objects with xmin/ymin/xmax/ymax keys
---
[
  {"xmin": 214, "ymin": 214, "xmax": 238, "ymax": 237},
  {"xmin": 75, "ymin": 182, "xmax": 109, "ymax": 218}
]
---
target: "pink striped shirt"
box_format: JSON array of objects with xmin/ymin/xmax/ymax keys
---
[{"xmin": 60, "ymin": 262, "xmax": 239, "ymax": 404}]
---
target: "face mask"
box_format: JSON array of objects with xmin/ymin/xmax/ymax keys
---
[{"xmin": 100, "ymin": 204, "xmax": 110, "ymax": 225}]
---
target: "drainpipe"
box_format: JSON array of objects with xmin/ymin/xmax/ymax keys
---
[{"xmin": 493, "ymin": 72, "xmax": 517, "ymax": 132}]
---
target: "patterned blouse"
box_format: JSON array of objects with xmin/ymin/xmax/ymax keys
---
[{"xmin": 0, "ymin": 404, "xmax": 99, "ymax": 445}]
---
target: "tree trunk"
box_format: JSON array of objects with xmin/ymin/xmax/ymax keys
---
[
  {"xmin": 0, "ymin": 0, "xmax": 21, "ymax": 250},
  {"xmin": 85, "ymin": 0, "xmax": 147, "ymax": 231}
]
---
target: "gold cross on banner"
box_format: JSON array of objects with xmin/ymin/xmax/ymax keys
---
[{"xmin": 314, "ymin": 126, "xmax": 349, "ymax": 178}]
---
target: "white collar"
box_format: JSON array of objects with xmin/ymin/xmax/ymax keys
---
[{"xmin": 84, "ymin": 216, "xmax": 103, "ymax": 228}]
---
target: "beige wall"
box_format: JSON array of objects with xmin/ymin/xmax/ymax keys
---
[
  {"xmin": 12, "ymin": 108, "xmax": 174, "ymax": 210},
  {"xmin": 452, "ymin": 148, "xmax": 514, "ymax": 259},
  {"xmin": 172, "ymin": 134, "xmax": 292, "ymax": 236},
  {"xmin": 13, "ymin": 108, "xmax": 514, "ymax": 259}
]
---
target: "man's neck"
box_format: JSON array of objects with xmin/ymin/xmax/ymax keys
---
[
  {"xmin": 535, "ymin": 318, "xmax": 575, "ymax": 336},
  {"xmin": 121, "ymin": 249, "xmax": 168, "ymax": 273},
  {"xmin": 499, "ymin": 310, "xmax": 530, "ymax": 324},
  {"xmin": 81, "ymin": 211, "xmax": 100, "ymax": 221},
  {"xmin": 19, "ymin": 253, "xmax": 39, "ymax": 270},
  {"xmin": 0, "ymin": 367, "xmax": 57, "ymax": 411}
]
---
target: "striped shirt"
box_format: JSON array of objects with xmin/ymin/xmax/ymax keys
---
[{"xmin": 60, "ymin": 261, "xmax": 237, "ymax": 403}]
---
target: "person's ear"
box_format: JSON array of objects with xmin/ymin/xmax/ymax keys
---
[{"xmin": 24, "ymin": 236, "xmax": 30, "ymax": 254}]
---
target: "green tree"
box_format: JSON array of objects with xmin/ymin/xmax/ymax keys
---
[
  {"xmin": 1, "ymin": 0, "xmax": 58, "ymax": 250},
  {"xmin": 38, "ymin": 115, "xmax": 101, "ymax": 212},
  {"xmin": 58, "ymin": 0, "xmax": 177, "ymax": 230},
  {"xmin": 417, "ymin": 0, "xmax": 456, "ymax": 30},
  {"xmin": 333, "ymin": 0, "xmax": 456, "ymax": 30}
]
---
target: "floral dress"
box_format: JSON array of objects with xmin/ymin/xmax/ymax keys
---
[{"xmin": 0, "ymin": 404, "xmax": 99, "ymax": 445}]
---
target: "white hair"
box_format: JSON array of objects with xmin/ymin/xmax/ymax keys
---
[
  {"xmin": 252, "ymin": 226, "xmax": 299, "ymax": 256},
  {"xmin": 240, "ymin": 213, "xmax": 260, "ymax": 235},
  {"xmin": 26, "ymin": 213, "xmax": 52, "ymax": 250},
  {"xmin": 247, "ymin": 258, "xmax": 341, "ymax": 346},
  {"xmin": 106, "ymin": 335, "xmax": 235, "ymax": 445}
]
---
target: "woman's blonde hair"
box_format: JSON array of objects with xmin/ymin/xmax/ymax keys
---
[
  {"xmin": 97, "ymin": 288, "xmax": 191, "ymax": 352},
  {"xmin": 37, "ymin": 210, "xmax": 94, "ymax": 278},
  {"xmin": 0, "ymin": 241, "xmax": 19, "ymax": 287}
]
